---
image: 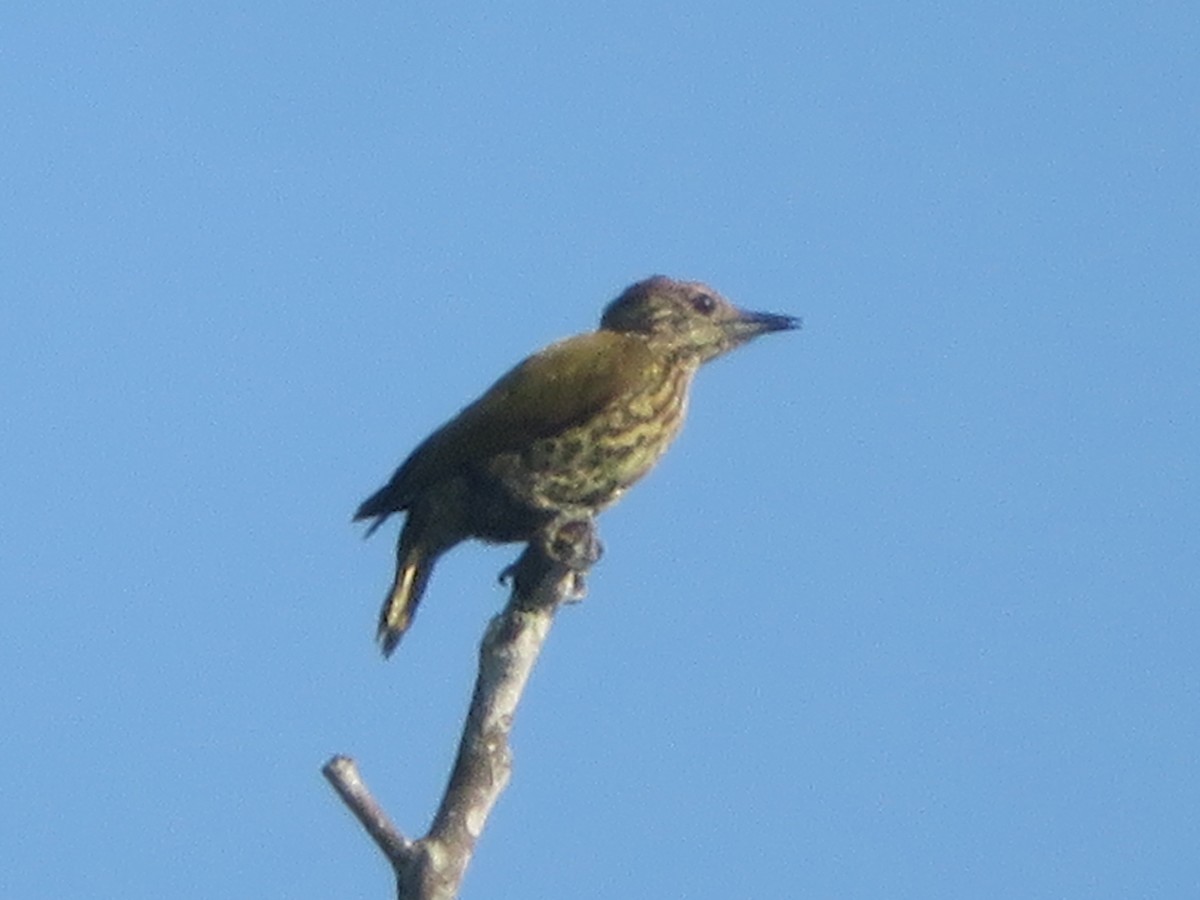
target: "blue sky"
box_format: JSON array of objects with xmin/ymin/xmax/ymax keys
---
[{"xmin": 3, "ymin": 2, "xmax": 1197, "ymax": 897}]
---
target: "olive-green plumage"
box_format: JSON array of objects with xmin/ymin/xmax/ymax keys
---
[{"xmin": 356, "ymin": 276, "xmax": 799, "ymax": 656}]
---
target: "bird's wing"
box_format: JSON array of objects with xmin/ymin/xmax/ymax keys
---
[{"xmin": 355, "ymin": 331, "xmax": 656, "ymax": 521}]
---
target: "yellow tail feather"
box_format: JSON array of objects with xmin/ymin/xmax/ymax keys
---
[{"xmin": 377, "ymin": 554, "xmax": 422, "ymax": 657}]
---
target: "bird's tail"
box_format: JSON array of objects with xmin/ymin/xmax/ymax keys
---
[
  {"xmin": 354, "ymin": 482, "xmax": 402, "ymax": 537},
  {"xmin": 377, "ymin": 541, "xmax": 434, "ymax": 657}
]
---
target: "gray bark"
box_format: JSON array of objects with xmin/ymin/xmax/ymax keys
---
[{"xmin": 324, "ymin": 518, "xmax": 599, "ymax": 899}]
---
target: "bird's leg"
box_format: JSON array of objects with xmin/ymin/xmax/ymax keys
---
[
  {"xmin": 543, "ymin": 515, "xmax": 603, "ymax": 602},
  {"xmin": 497, "ymin": 515, "xmax": 603, "ymax": 601},
  {"xmin": 546, "ymin": 515, "xmax": 603, "ymax": 568}
]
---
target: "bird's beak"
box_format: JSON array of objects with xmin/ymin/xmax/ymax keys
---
[{"xmin": 725, "ymin": 309, "xmax": 802, "ymax": 342}]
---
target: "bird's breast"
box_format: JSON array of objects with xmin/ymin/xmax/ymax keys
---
[{"xmin": 486, "ymin": 362, "xmax": 696, "ymax": 514}]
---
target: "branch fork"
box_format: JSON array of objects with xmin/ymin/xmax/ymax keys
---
[{"xmin": 324, "ymin": 517, "xmax": 599, "ymax": 899}]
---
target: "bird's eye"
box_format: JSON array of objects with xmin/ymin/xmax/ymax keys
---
[{"xmin": 691, "ymin": 293, "xmax": 717, "ymax": 315}]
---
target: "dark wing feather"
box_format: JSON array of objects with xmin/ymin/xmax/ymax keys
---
[{"xmin": 355, "ymin": 331, "xmax": 655, "ymax": 529}]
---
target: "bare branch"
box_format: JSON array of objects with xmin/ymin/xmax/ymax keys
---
[
  {"xmin": 322, "ymin": 756, "xmax": 413, "ymax": 868},
  {"xmin": 325, "ymin": 518, "xmax": 599, "ymax": 899}
]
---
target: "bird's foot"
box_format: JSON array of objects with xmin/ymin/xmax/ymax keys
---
[
  {"xmin": 497, "ymin": 516, "xmax": 603, "ymax": 602},
  {"xmin": 545, "ymin": 516, "xmax": 602, "ymax": 603},
  {"xmin": 545, "ymin": 517, "xmax": 604, "ymax": 570}
]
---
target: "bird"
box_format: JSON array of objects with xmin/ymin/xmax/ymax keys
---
[{"xmin": 355, "ymin": 276, "xmax": 799, "ymax": 656}]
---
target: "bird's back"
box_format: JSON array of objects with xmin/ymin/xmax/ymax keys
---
[{"xmin": 354, "ymin": 330, "xmax": 680, "ymax": 529}]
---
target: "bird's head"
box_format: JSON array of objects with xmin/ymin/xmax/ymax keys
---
[{"xmin": 600, "ymin": 276, "xmax": 800, "ymax": 363}]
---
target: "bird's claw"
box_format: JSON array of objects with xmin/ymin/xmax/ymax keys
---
[
  {"xmin": 498, "ymin": 562, "xmax": 518, "ymax": 587},
  {"xmin": 497, "ymin": 517, "xmax": 602, "ymax": 599},
  {"xmin": 545, "ymin": 517, "xmax": 604, "ymax": 571}
]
